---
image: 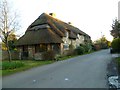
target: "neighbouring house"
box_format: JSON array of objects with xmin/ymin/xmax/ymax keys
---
[{"xmin": 15, "ymin": 13, "xmax": 91, "ymax": 60}]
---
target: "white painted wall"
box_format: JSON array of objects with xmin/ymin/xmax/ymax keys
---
[{"xmin": 62, "ymin": 34, "xmax": 85, "ymax": 49}]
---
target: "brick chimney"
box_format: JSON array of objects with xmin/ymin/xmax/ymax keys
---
[
  {"xmin": 68, "ymin": 22, "xmax": 72, "ymax": 25},
  {"xmin": 49, "ymin": 13, "xmax": 56, "ymax": 17}
]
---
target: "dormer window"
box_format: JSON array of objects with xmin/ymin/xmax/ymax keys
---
[{"xmin": 30, "ymin": 24, "xmax": 50, "ymax": 30}]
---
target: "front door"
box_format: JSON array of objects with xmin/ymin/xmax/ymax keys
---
[{"xmin": 22, "ymin": 45, "xmax": 28, "ymax": 59}]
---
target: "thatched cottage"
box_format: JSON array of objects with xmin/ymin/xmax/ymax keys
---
[{"xmin": 16, "ymin": 13, "xmax": 91, "ymax": 60}]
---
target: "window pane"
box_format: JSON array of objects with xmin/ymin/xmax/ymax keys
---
[
  {"xmin": 35, "ymin": 44, "xmax": 47, "ymax": 53},
  {"xmin": 63, "ymin": 44, "xmax": 69, "ymax": 50}
]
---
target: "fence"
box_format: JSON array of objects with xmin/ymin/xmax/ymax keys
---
[{"xmin": 2, "ymin": 50, "xmax": 19, "ymax": 60}]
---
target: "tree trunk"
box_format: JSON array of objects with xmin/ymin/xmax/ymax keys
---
[
  {"xmin": 6, "ymin": 42, "xmax": 12, "ymax": 62},
  {"xmin": 7, "ymin": 49, "xmax": 12, "ymax": 62}
]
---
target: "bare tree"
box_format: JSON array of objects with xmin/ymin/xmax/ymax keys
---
[{"xmin": 0, "ymin": 0, "xmax": 19, "ymax": 61}]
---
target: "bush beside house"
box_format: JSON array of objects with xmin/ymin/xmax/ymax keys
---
[
  {"xmin": 111, "ymin": 38, "xmax": 120, "ymax": 53},
  {"xmin": 42, "ymin": 50, "xmax": 56, "ymax": 60},
  {"xmin": 75, "ymin": 46, "xmax": 85, "ymax": 55},
  {"xmin": 75, "ymin": 44, "xmax": 93, "ymax": 55}
]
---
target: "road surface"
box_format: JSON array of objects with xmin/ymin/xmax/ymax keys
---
[{"xmin": 2, "ymin": 49, "xmax": 112, "ymax": 88}]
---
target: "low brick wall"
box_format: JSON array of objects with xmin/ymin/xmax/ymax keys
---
[
  {"xmin": 62, "ymin": 49, "xmax": 75, "ymax": 56},
  {"xmin": 2, "ymin": 50, "xmax": 19, "ymax": 60},
  {"xmin": 34, "ymin": 53, "xmax": 42, "ymax": 60}
]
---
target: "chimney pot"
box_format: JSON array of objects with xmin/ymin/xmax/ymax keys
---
[{"xmin": 49, "ymin": 13, "xmax": 56, "ymax": 17}]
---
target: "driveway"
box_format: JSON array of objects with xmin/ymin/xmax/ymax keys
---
[{"xmin": 2, "ymin": 49, "xmax": 112, "ymax": 88}]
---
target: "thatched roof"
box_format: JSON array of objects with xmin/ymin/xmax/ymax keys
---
[
  {"xmin": 16, "ymin": 13, "xmax": 90, "ymax": 46},
  {"xmin": 16, "ymin": 28, "xmax": 63, "ymax": 46}
]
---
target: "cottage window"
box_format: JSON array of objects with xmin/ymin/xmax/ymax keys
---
[
  {"xmin": 30, "ymin": 24, "xmax": 50, "ymax": 31},
  {"xmin": 22, "ymin": 46, "xmax": 28, "ymax": 57},
  {"xmin": 52, "ymin": 44, "xmax": 60, "ymax": 53},
  {"xmin": 23, "ymin": 46, "xmax": 28, "ymax": 52},
  {"xmin": 63, "ymin": 44, "xmax": 69, "ymax": 50},
  {"xmin": 76, "ymin": 44, "xmax": 79, "ymax": 48},
  {"xmin": 35, "ymin": 44, "xmax": 47, "ymax": 53},
  {"xmin": 40, "ymin": 44, "xmax": 47, "ymax": 52}
]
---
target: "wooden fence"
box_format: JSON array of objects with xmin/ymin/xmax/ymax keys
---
[{"xmin": 2, "ymin": 50, "xmax": 19, "ymax": 60}]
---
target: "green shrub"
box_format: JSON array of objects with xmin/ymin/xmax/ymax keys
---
[
  {"xmin": 69, "ymin": 44, "xmax": 74, "ymax": 50},
  {"xmin": 66, "ymin": 49, "xmax": 76, "ymax": 56},
  {"xmin": 93, "ymin": 44, "xmax": 101, "ymax": 51},
  {"xmin": 75, "ymin": 46, "xmax": 85, "ymax": 55},
  {"xmin": 80, "ymin": 44, "xmax": 92, "ymax": 53},
  {"xmin": 111, "ymin": 38, "xmax": 120, "ymax": 49},
  {"xmin": 2, "ymin": 61, "xmax": 24, "ymax": 70},
  {"xmin": 111, "ymin": 38, "xmax": 120, "ymax": 53},
  {"xmin": 81, "ymin": 44, "xmax": 88, "ymax": 52},
  {"xmin": 42, "ymin": 50, "xmax": 56, "ymax": 60}
]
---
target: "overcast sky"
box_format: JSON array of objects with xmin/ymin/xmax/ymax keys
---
[{"xmin": 8, "ymin": 0, "xmax": 119, "ymax": 41}]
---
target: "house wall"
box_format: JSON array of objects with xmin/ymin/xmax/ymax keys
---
[
  {"xmin": 62, "ymin": 34, "xmax": 85, "ymax": 49},
  {"xmin": 17, "ymin": 47, "xmax": 22, "ymax": 60},
  {"xmin": 17, "ymin": 46, "xmax": 35, "ymax": 60},
  {"xmin": 75, "ymin": 35, "xmax": 85, "ymax": 47},
  {"xmin": 61, "ymin": 34, "xmax": 85, "ymax": 56},
  {"xmin": 60, "ymin": 43, "xmax": 64, "ymax": 54},
  {"xmin": 28, "ymin": 46, "xmax": 35, "ymax": 59},
  {"xmin": 17, "ymin": 44, "xmax": 62, "ymax": 60},
  {"xmin": 34, "ymin": 53, "xmax": 42, "ymax": 60}
]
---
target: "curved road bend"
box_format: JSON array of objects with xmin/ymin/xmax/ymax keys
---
[{"xmin": 3, "ymin": 49, "xmax": 112, "ymax": 88}]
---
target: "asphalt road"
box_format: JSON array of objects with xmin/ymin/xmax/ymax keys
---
[{"xmin": 2, "ymin": 49, "xmax": 112, "ymax": 88}]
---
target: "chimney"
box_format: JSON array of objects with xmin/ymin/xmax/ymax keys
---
[
  {"xmin": 49, "ymin": 13, "xmax": 56, "ymax": 17},
  {"xmin": 68, "ymin": 22, "xmax": 72, "ymax": 25}
]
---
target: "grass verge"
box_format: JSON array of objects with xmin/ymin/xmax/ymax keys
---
[
  {"xmin": 2, "ymin": 60, "xmax": 54, "ymax": 76},
  {"xmin": 1, "ymin": 50, "xmax": 96, "ymax": 76},
  {"xmin": 116, "ymin": 57, "xmax": 120, "ymax": 74},
  {"xmin": 1, "ymin": 55, "xmax": 78, "ymax": 76}
]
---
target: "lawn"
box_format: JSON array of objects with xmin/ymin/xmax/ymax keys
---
[
  {"xmin": 2, "ymin": 60, "xmax": 54, "ymax": 76},
  {"xmin": 1, "ymin": 54, "xmax": 80, "ymax": 76},
  {"xmin": 1, "ymin": 55, "xmax": 75, "ymax": 76}
]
